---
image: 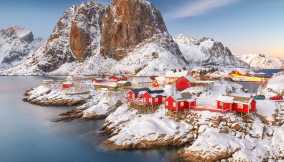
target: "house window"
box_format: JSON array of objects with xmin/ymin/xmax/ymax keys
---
[
  {"xmin": 173, "ymin": 102, "xmax": 176, "ymax": 107},
  {"xmin": 166, "ymin": 101, "xmax": 169, "ymax": 106}
]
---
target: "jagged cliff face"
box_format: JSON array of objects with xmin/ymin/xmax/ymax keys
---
[
  {"xmin": 100, "ymin": 0, "xmax": 168, "ymax": 60},
  {"xmin": 37, "ymin": 0, "xmax": 174, "ymax": 72},
  {"xmin": 0, "ymin": 26, "xmax": 42, "ymax": 69},
  {"xmin": 38, "ymin": 1, "xmax": 104, "ymax": 72}
]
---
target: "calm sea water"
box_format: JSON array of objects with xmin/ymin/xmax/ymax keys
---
[
  {"xmin": 0, "ymin": 77, "xmax": 174, "ymax": 162},
  {"xmin": 254, "ymin": 69, "xmax": 284, "ymax": 77}
]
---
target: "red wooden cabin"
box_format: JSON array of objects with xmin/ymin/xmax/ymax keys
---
[
  {"xmin": 127, "ymin": 90, "xmax": 136, "ymax": 102},
  {"xmin": 270, "ymin": 95, "xmax": 283, "ymax": 101},
  {"xmin": 216, "ymin": 96, "xmax": 234, "ymax": 111},
  {"xmin": 175, "ymin": 76, "xmax": 192, "ymax": 91},
  {"xmin": 109, "ymin": 76, "xmax": 120, "ymax": 82},
  {"xmin": 165, "ymin": 96, "xmax": 196, "ymax": 112},
  {"xmin": 143, "ymin": 92, "xmax": 164, "ymax": 106},
  {"xmin": 217, "ymin": 96, "xmax": 256, "ymax": 113},
  {"xmin": 232, "ymin": 97, "xmax": 256, "ymax": 113},
  {"xmin": 62, "ymin": 82, "xmax": 73, "ymax": 89},
  {"xmin": 127, "ymin": 88, "xmax": 151, "ymax": 102},
  {"xmin": 109, "ymin": 75, "xmax": 128, "ymax": 82},
  {"xmin": 127, "ymin": 88, "xmax": 164, "ymax": 107}
]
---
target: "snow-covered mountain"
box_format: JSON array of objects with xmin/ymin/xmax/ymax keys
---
[
  {"xmin": 0, "ymin": 0, "xmax": 187, "ymax": 76},
  {"xmin": 174, "ymin": 34, "xmax": 248, "ymax": 68},
  {"xmin": 0, "ymin": 26, "xmax": 43, "ymax": 69},
  {"xmin": 238, "ymin": 54, "xmax": 284, "ymax": 69}
]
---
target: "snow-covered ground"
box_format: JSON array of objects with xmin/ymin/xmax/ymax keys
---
[
  {"xmin": 180, "ymin": 128, "xmax": 271, "ymax": 162},
  {"xmin": 82, "ymin": 90, "xmax": 124, "ymax": 119},
  {"xmin": 104, "ymin": 105, "xmax": 194, "ymax": 149}
]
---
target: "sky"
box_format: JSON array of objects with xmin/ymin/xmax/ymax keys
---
[{"xmin": 0, "ymin": 0, "xmax": 283, "ymax": 58}]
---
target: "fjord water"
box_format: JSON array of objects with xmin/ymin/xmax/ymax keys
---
[{"xmin": 0, "ymin": 77, "xmax": 172, "ymax": 162}]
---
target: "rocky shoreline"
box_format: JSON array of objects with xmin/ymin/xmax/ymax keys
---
[{"xmin": 23, "ymin": 85, "xmax": 90, "ymax": 107}]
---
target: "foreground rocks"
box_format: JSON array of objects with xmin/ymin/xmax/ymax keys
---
[
  {"xmin": 23, "ymin": 85, "xmax": 90, "ymax": 106},
  {"xmin": 56, "ymin": 90, "xmax": 124, "ymax": 122},
  {"xmin": 102, "ymin": 105, "xmax": 194, "ymax": 150}
]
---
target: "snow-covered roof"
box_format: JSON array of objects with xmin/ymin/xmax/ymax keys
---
[
  {"xmin": 165, "ymin": 70, "xmax": 188, "ymax": 78},
  {"xmin": 217, "ymin": 96, "xmax": 234, "ymax": 103},
  {"xmin": 233, "ymin": 96, "xmax": 254, "ymax": 104}
]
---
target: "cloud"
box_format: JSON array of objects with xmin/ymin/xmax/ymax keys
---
[{"xmin": 172, "ymin": 0, "xmax": 239, "ymax": 18}]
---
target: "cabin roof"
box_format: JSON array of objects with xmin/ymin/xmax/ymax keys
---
[
  {"xmin": 130, "ymin": 88, "xmax": 151, "ymax": 94},
  {"xmin": 150, "ymin": 90, "xmax": 164, "ymax": 94},
  {"xmin": 217, "ymin": 96, "xmax": 234, "ymax": 103},
  {"xmin": 232, "ymin": 96, "xmax": 254, "ymax": 104}
]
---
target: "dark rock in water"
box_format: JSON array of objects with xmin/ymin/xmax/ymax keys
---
[{"xmin": 55, "ymin": 109, "xmax": 85, "ymax": 122}]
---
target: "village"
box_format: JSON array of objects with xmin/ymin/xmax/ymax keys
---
[
  {"xmin": 22, "ymin": 68, "xmax": 284, "ymax": 161},
  {"xmin": 36, "ymin": 68, "xmax": 284, "ymax": 119}
]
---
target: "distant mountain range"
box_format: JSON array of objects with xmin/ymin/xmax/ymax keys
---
[
  {"xmin": 237, "ymin": 54, "xmax": 284, "ymax": 69},
  {"xmin": 174, "ymin": 34, "xmax": 248, "ymax": 68},
  {"xmin": 0, "ymin": 0, "xmax": 279, "ymax": 76}
]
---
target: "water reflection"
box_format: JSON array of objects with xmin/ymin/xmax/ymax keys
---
[{"xmin": 0, "ymin": 77, "xmax": 173, "ymax": 162}]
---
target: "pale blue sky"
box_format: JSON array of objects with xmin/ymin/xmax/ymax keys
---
[{"xmin": 0, "ymin": 0, "xmax": 283, "ymax": 57}]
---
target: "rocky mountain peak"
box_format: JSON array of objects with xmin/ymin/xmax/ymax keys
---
[
  {"xmin": 0, "ymin": 26, "xmax": 34, "ymax": 43},
  {"xmin": 174, "ymin": 34, "xmax": 248, "ymax": 67},
  {"xmin": 100, "ymin": 0, "xmax": 168, "ymax": 60},
  {"xmin": 0, "ymin": 26, "xmax": 42, "ymax": 69}
]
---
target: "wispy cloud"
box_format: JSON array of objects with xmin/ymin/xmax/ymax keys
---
[{"xmin": 172, "ymin": 0, "xmax": 240, "ymax": 18}]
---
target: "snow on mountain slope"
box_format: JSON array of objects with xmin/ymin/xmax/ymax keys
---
[
  {"xmin": 174, "ymin": 34, "xmax": 248, "ymax": 67},
  {"xmin": 0, "ymin": 0, "xmax": 187, "ymax": 76},
  {"xmin": 46, "ymin": 34, "xmax": 186, "ymax": 76},
  {"xmin": 0, "ymin": 26, "xmax": 43, "ymax": 69},
  {"xmin": 238, "ymin": 54, "xmax": 284, "ymax": 69}
]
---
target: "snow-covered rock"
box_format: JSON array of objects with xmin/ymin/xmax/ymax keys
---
[
  {"xmin": 24, "ymin": 83, "xmax": 90, "ymax": 106},
  {"xmin": 0, "ymin": 26, "xmax": 43, "ymax": 69},
  {"xmin": 104, "ymin": 106, "xmax": 194, "ymax": 149},
  {"xmin": 82, "ymin": 90, "xmax": 124, "ymax": 119},
  {"xmin": 174, "ymin": 34, "xmax": 248, "ymax": 68},
  {"xmin": 238, "ymin": 54, "xmax": 284, "ymax": 69},
  {"xmin": 179, "ymin": 129, "xmax": 241, "ymax": 162},
  {"xmin": 272, "ymin": 125, "xmax": 284, "ymax": 158},
  {"xmin": 179, "ymin": 128, "xmax": 271, "ymax": 162}
]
